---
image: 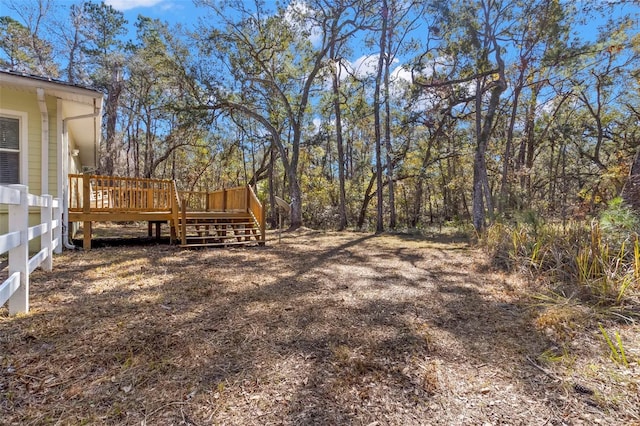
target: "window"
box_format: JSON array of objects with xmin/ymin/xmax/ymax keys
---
[{"xmin": 0, "ymin": 116, "xmax": 20, "ymax": 184}]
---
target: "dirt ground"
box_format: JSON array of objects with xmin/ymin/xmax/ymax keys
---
[{"xmin": 1, "ymin": 227, "xmax": 639, "ymax": 425}]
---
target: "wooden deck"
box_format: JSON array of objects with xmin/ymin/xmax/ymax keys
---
[{"xmin": 68, "ymin": 174, "xmax": 265, "ymax": 249}]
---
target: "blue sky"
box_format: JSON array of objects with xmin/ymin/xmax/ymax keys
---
[
  {"xmin": 102, "ymin": 0, "xmax": 406, "ymax": 80},
  {"xmin": 1, "ymin": 0, "xmax": 637, "ymax": 84},
  {"xmin": 105, "ymin": 0, "xmax": 205, "ymax": 26}
]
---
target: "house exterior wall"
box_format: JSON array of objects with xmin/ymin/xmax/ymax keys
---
[
  {"xmin": 45, "ymin": 94, "xmax": 59, "ymax": 196},
  {"xmin": 0, "ymin": 87, "xmax": 59, "ymax": 251},
  {"xmin": 1, "ymin": 72, "xmax": 102, "ymax": 254},
  {"xmin": 0, "ymin": 87, "xmax": 61, "ymax": 193},
  {"xmin": 1, "ymin": 86, "xmax": 41, "ymax": 192}
]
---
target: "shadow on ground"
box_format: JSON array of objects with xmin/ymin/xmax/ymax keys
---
[{"xmin": 1, "ymin": 231, "xmax": 632, "ymax": 425}]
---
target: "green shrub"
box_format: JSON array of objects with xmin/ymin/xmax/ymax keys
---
[
  {"xmin": 482, "ymin": 216, "xmax": 639, "ymax": 307},
  {"xmin": 599, "ymin": 197, "xmax": 639, "ymax": 239}
]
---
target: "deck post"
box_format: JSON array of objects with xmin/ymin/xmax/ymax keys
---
[
  {"xmin": 147, "ymin": 183, "xmax": 154, "ymax": 209},
  {"xmin": 83, "ymin": 222, "xmax": 92, "ymax": 250},
  {"xmin": 82, "ymin": 173, "xmax": 91, "ymax": 214},
  {"xmin": 82, "ymin": 173, "xmax": 92, "ymax": 250},
  {"xmin": 170, "ymin": 181, "xmax": 180, "ymax": 244},
  {"xmin": 246, "ymin": 185, "xmax": 250, "ymax": 213},
  {"xmin": 222, "ymin": 188, "xmax": 227, "ymax": 212},
  {"xmin": 148, "ymin": 221, "xmax": 161, "ymax": 239},
  {"xmin": 260, "ymin": 208, "xmax": 266, "ymax": 246},
  {"xmin": 170, "ymin": 222, "xmax": 176, "ymax": 243},
  {"xmin": 181, "ymin": 199, "xmax": 187, "ymax": 246}
]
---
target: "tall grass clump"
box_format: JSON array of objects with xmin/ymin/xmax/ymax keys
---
[{"xmin": 482, "ymin": 201, "xmax": 640, "ymax": 307}]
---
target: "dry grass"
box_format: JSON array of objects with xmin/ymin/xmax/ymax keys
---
[{"xmin": 1, "ymin": 228, "xmax": 639, "ymax": 425}]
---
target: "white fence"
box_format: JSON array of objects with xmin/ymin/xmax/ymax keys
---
[{"xmin": 0, "ymin": 185, "xmax": 61, "ymax": 316}]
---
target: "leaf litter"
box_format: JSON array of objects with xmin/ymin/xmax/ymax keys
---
[{"xmin": 1, "ymin": 229, "xmax": 639, "ymax": 425}]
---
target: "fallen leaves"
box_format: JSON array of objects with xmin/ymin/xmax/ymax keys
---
[{"xmin": 0, "ymin": 229, "xmax": 638, "ymax": 425}]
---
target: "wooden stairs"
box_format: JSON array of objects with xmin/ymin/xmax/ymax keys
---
[
  {"xmin": 68, "ymin": 174, "xmax": 265, "ymax": 249},
  {"xmin": 176, "ymin": 212, "xmax": 264, "ymax": 248}
]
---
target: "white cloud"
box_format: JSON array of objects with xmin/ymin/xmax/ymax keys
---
[
  {"xmin": 350, "ymin": 55, "xmax": 379, "ymax": 79},
  {"xmin": 390, "ymin": 64, "xmax": 411, "ymax": 83},
  {"xmin": 312, "ymin": 117, "xmax": 322, "ymax": 133},
  {"xmin": 284, "ymin": 1, "xmax": 323, "ymax": 47},
  {"xmin": 105, "ymin": 0, "xmax": 164, "ymax": 11}
]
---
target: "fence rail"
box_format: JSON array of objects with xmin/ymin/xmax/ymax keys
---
[{"xmin": 1, "ymin": 185, "xmax": 61, "ymax": 316}]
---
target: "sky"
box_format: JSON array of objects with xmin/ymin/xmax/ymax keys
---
[
  {"xmin": 102, "ymin": 0, "xmax": 638, "ymax": 77},
  {"xmin": 100, "ymin": 0, "xmax": 409, "ymax": 81},
  {"xmin": 105, "ymin": 0, "xmax": 203, "ymax": 25},
  {"xmin": 1, "ymin": 0, "xmax": 638, "ymax": 85}
]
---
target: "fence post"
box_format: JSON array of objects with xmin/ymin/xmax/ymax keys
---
[
  {"xmin": 53, "ymin": 198, "xmax": 62, "ymax": 254},
  {"xmin": 8, "ymin": 185, "xmax": 29, "ymax": 315},
  {"xmin": 41, "ymin": 194, "xmax": 53, "ymax": 271}
]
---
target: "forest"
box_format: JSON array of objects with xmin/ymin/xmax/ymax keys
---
[{"xmin": 1, "ymin": 0, "xmax": 639, "ymax": 233}]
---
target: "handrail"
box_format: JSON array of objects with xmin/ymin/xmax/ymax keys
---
[
  {"xmin": 247, "ymin": 185, "xmax": 266, "ymax": 245},
  {"xmin": 171, "ymin": 181, "xmax": 182, "ymax": 243}
]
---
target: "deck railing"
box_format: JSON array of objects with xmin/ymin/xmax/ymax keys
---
[
  {"xmin": 1, "ymin": 185, "xmax": 61, "ymax": 316},
  {"xmin": 69, "ymin": 174, "xmax": 174, "ymax": 212},
  {"xmin": 70, "ymin": 174, "xmax": 258, "ymax": 215},
  {"xmin": 68, "ymin": 175, "xmax": 265, "ymax": 245},
  {"xmin": 179, "ymin": 187, "xmax": 248, "ymax": 212}
]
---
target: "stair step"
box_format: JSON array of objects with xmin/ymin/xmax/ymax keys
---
[
  {"xmin": 181, "ymin": 216, "xmax": 252, "ymax": 219},
  {"xmin": 183, "ymin": 235, "xmax": 260, "ymax": 241},
  {"xmin": 170, "ymin": 209, "xmax": 263, "ymax": 249},
  {"xmin": 181, "ymin": 222, "xmax": 256, "ymax": 226},
  {"xmin": 182, "ymin": 228, "xmax": 257, "ymax": 232},
  {"xmin": 180, "ymin": 240, "xmax": 262, "ymax": 248}
]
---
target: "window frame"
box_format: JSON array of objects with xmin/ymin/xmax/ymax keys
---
[{"xmin": 0, "ymin": 109, "xmax": 28, "ymax": 186}]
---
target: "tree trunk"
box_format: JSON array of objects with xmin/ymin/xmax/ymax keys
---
[
  {"xmin": 288, "ymin": 170, "xmax": 303, "ymax": 229},
  {"xmin": 357, "ymin": 171, "xmax": 377, "ymax": 230},
  {"xmin": 472, "ymin": 147, "xmax": 486, "ymax": 231},
  {"xmin": 499, "ymin": 83, "xmax": 522, "ymax": 213},
  {"xmin": 373, "ymin": 0, "xmax": 388, "ymax": 234},
  {"xmin": 103, "ymin": 64, "xmax": 122, "ymax": 176},
  {"xmin": 383, "ymin": 7, "xmax": 395, "ymax": 230},
  {"xmin": 331, "ymin": 45, "xmax": 347, "ymax": 231},
  {"xmin": 268, "ymin": 144, "xmax": 278, "ymax": 229},
  {"xmin": 621, "ymin": 146, "xmax": 640, "ymax": 211},
  {"xmin": 473, "ymin": 74, "xmax": 506, "ymax": 232}
]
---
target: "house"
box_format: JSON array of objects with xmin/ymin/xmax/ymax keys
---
[
  {"xmin": 1, "ymin": 69, "xmax": 265, "ymax": 252},
  {"xmin": 0, "ymin": 69, "xmax": 104, "ymax": 252}
]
